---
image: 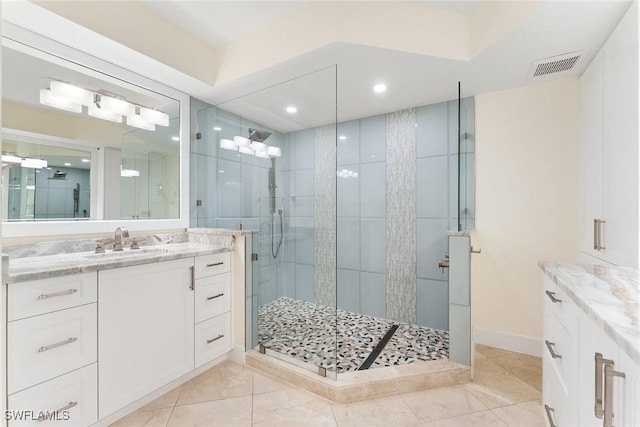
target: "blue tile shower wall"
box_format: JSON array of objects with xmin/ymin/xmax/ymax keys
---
[{"xmin": 190, "ymin": 96, "xmax": 475, "ymax": 332}]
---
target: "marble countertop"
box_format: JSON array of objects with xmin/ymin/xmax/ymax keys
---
[
  {"xmin": 3, "ymin": 228, "xmax": 255, "ymax": 284},
  {"xmin": 539, "ymin": 261, "xmax": 640, "ymax": 364},
  {"xmin": 6, "ymin": 242, "xmax": 231, "ymax": 284}
]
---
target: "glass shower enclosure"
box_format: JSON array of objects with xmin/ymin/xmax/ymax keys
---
[{"xmin": 190, "ymin": 70, "xmax": 475, "ymax": 379}]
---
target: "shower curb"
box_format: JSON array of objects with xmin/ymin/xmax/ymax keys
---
[{"xmin": 245, "ymin": 350, "xmax": 470, "ymax": 403}]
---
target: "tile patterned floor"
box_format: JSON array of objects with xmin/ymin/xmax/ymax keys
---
[
  {"xmin": 258, "ymin": 298, "xmax": 448, "ymax": 373},
  {"xmin": 111, "ymin": 345, "xmax": 544, "ymax": 427}
]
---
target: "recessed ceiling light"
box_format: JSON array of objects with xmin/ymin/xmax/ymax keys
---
[
  {"xmin": 219, "ymin": 170, "xmax": 224, "ymax": 173},
  {"xmin": 373, "ymin": 84, "xmax": 387, "ymax": 93},
  {"xmin": 285, "ymin": 106, "xmax": 297, "ymax": 114},
  {"xmin": 81, "ymin": 158, "xmax": 90, "ymax": 163},
  {"xmin": 371, "ymin": 155, "xmax": 376, "ymax": 158},
  {"xmin": 338, "ymin": 135, "xmax": 347, "ymax": 140},
  {"xmin": 213, "ymin": 127, "xmax": 222, "ymax": 131},
  {"xmin": 64, "ymin": 162, "xmax": 71, "ymax": 166},
  {"xmin": 171, "ymin": 136, "xmax": 180, "ymax": 141}
]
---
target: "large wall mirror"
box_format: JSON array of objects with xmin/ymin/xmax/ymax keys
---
[{"xmin": 1, "ymin": 19, "xmax": 190, "ymax": 237}]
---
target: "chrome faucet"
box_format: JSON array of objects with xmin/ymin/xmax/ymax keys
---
[{"xmin": 113, "ymin": 227, "xmax": 129, "ymax": 252}]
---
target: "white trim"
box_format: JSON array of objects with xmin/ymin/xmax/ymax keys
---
[
  {"xmin": 473, "ymin": 327, "xmax": 542, "ymax": 357},
  {"xmin": 1, "ymin": 6, "xmax": 192, "ymax": 237}
]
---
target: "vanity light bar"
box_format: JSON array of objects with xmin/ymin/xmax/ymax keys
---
[
  {"xmin": 127, "ymin": 114, "xmax": 155, "ymax": 131},
  {"xmin": 50, "ymin": 81, "xmax": 93, "ymax": 105},
  {"xmin": 220, "ymin": 136, "xmax": 282, "ymax": 158},
  {"xmin": 42, "ymin": 80, "xmax": 169, "ymax": 130},
  {"xmin": 220, "ymin": 139, "xmax": 237, "ymax": 151},
  {"xmin": 121, "ymin": 167, "xmax": 140, "ymax": 177},
  {"xmin": 140, "ymin": 107, "xmax": 169, "ymax": 127},
  {"xmin": 88, "ymin": 101, "xmax": 122, "ymax": 123},
  {"xmin": 2, "ymin": 154, "xmax": 48, "ymax": 169},
  {"xmin": 39, "ymin": 89, "xmax": 82, "ymax": 113}
]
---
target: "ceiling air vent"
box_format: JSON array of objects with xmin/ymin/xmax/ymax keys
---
[{"xmin": 529, "ymin": 51, "xmax": 585, "ymax": 78}]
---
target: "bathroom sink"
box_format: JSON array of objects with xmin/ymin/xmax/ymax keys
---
[{"xmin": 82, "ymin": 246, "xmax": 180, "ymax": 259}]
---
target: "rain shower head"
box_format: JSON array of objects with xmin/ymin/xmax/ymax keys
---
[{"xmin": 248, "ymin": 128, "xmax": 271, "ymax": 142}]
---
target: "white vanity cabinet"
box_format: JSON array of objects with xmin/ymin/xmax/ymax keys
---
[
  {"xmin": 542, "ymin": 277, "xmax": 580, "ymax": 427},
  {"xmin": 580, "ymin": 1, "xmax": 638, "ymax": 267},
  {"xmin": 6, "ymin": 272, "xmax": 98, "ymax": 426},
  {"xmin": 98, "ymin": 257, "xmax": 195, "ymax": 418},
  {"xmin": 193, "ymin": 252, "xmax": 232, "ymax": 368},
  {"xmin": 4, "ymin": 245, "xmax": 239, "ymax": 426},
  {"xmin": 542, "ymin": 274, "xmax": 640, "ymax": 427}
]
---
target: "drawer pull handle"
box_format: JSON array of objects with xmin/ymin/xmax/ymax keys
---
[
  {"xmin": 207, "ymin": 334, "xmax": 224, "ymax": 344},
  {"xmin": 545, "ymin": 340, "xmax": 562, "ymax": 359},
  {"xmin": 604, "ymin": 362, "xmax": 625, "ymax": 427},
  {"xmin": 206, "ymin": 262, "xmax": 224, "ymax": 267},
  {"xmin": 38, "ymin": 337, "xmax": 78, "ymax": 353},
  {"xmin": 38, "ymin": 401, "xmax": 78, "ymax": 422},
  {"xmin": 38, "ymin": 289, "xmax": 78, "ymax": 300},
  {"xmin": 545, "ymin": 290, "xmax": 562, "ymax": 303},
  {"xmin": 544, "ymin": 404, "xmax": 558, "ymax": 427},
  {"xmin": 190, "ymin": 266, "xmax": 195, "ymax": 291},
  {"xmin": 207, "ymin": 293, "xmax": 224, "ymax": 301}
]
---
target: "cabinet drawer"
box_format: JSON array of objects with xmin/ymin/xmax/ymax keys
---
[
  {"xmin": 7, "ymin": 364, "xmax": 97, "ymax": 426},
  {"xmin": 195, "ymin": 312, "xmax": 231, "ymax": 368},
  {"xmin": 8, "ymin": 273, "xmax": 97, "ymax": 322},
  {"xmin": 195, "ymin": 272, "xmax": 231, "ymax": 323},
  {"xmin": 195, "ymin": 252, "xmax": 230, "ymax": 279},
  {"xmin": 544, "ymin": 308, "xmax": 575, "ymax": 396},
  {"xmin": 8, "ymin": 304, "xmax": 97, "ymax": 394},
  {"xmin": 543, "ymin": 358, "xmax": 575, "ymax": 427},
  {"xmin": 544, "ymin": 278, "xmax": 578, "ymax": 333}
]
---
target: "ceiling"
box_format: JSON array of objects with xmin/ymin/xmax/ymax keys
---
[
  {"xmin": 139, "ymin": 0, "xmax": 631, "ymax": 133},
  {"xmin": 11, "ymin": 1, "xmax": 631, "ymax": 135},
  {"xmin": 177, "ymin": 0, "xmax": 631, "ymax": 133}
]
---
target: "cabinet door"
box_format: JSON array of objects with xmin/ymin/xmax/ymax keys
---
[
  {"xmin": 580, "ymin": 50, "xmax": 605, "ymax": 260},
  {"xmin": 98, "ymin": 258, "xmax": 194, "ymax": 417},
  {"xmin": 602, "ymin": 1, "xmax": 639, "ymax": 267},
  {"xmin": 577, "ymin": 313, "xmax": 619, "ymax": 427}
]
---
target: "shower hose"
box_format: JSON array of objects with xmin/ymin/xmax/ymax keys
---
[{"xmin": 271, "ymin": 209, "xmax": 283, "ymax": 258}]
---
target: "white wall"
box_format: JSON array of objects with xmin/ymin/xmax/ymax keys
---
[{"xmin": 472, "ymin": 78, "xmax": 580, "ymax": 351}]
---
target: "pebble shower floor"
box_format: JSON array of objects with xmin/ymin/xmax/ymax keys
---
[{"xmin": 258, "ymin": 297, "xmax": 449, "ymax": 373}]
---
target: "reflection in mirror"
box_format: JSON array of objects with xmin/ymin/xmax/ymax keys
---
[
  {"xmin": 2, "ymin": 133, "xmax": 92, "ymax": 221},
  {"xmin": 2, "ymin": 40, "xmax": 181, "ymax": 222}
]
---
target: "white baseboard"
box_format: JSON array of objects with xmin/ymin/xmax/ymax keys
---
[
  {"xmin": 228, "ymin": 345, "xmax": 246, "ymax": 365},
  {"xmin": 473, "ymin": 327, "xmax": 542, "ymax": 357}
]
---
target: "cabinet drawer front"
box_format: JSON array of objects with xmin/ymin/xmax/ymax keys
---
[
  {"xmin": 8, "ymin": 273, "xmax": 97, "ymax": 322},
  {"xmin": 195, "ymin": 313, "xmax": 231, "ymax": 368},
  {"xmin": 195, "ymin": 273, "xmax": 231, "ymax": 323},
  {"xmin": 8, "ymin": 364, "xmax": 97, "ymax": 426},
  {"xmin": 543, "ymin": 358, "xmax": 575, "ymax": 427},
  {"xmin": 544, "ymin": 309, "xmax": 575, "ymax": 396},
  {"xmin": 544, "ymin": 278, "xmax": 578, "ymax": 333},
  {"xmin": 195, "ymin": 252, "xmax": 230, "ymax": 279},
  {"xmin": 8, "ymin": 304, "xmax": 97, "ymax": 394}
]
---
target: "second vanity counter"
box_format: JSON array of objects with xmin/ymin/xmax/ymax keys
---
[
  {"xmin": 4, "ymin": 228, "xmax": 254, "ymax": 284},
  {"xmin": 538, "ymin": 261, "xmax": 639, "ymax": 363}
]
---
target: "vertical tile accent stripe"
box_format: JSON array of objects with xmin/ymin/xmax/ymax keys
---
[
  {"xmin": 314, "ymin": 125, "xmax": 337, "ymax": 308},
  {"xmin": 386, "ymin": 108, "xmax": 417, "ymax": 323}
]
